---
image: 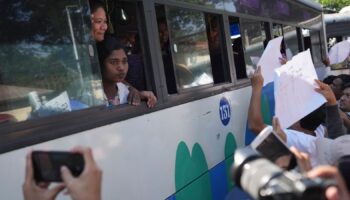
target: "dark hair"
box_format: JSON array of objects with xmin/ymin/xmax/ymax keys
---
[
  {"xmin": 343, "ymin": 82, "xmax": 350, "ymax": 91},
  {"xmin": 96, "ymin": 34, "xmax": 126, "ymax": 72},
  {"xmin": 339, "ymin": 74, "xmax": 350, "ymax": 88},
  {"xmin": 299, "ymin": 104, "xmax": 326, "ymax": 132},
  {"xmin": 337, "ymin": 155, "xmax": 350, "ymax": 192},
  {"xmin": 90, "ymin": 1, "xmax": 106, "ymax": 14},
  {"xmin": 323, "ymin": 75, "xmax": 336, "ymax": 85}
]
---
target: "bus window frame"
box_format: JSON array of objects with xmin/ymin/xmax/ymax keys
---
[{"xmin": 0, "ymin": 0, "xmax": 324, "ymax": 154}]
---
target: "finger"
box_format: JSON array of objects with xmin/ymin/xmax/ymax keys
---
[
  {"xmin": 256, "ymin": 66, "xmax": 261, "ymax": 74},
  {"xmin": 272, "ymin": 117, "xmax": 281, "ymax": 131},
  {"xmin": 74, "ymin": 147, "xmax": 95, "ymax": 169},
  {"xmin": 49, "ymin": 183, "xmax": 65, "ymax": 198},
  {"xmin": 61, "ymin": 166, "xmax": 74, "ymax": 184},
  {"xmin": 132, "ymin": 95, "xmax": 141, "ymax": 106},
  {"xmin": 25, "ymin": 151, "xmax": 34, "ymax": 183},
  {"xmin": 37, "ymin": 182, "xmax": 50, "ymax": 188},
  {"xmin": 325, "ymin": 186, "xmax": 339, "ymax": 200},
  {"xmin": 289, "ymin": 146, "xmax": 301, "ymax": 158},
  {"xmin": 307, "ymin": 166, "xmax": 338, "ymax": 179}
]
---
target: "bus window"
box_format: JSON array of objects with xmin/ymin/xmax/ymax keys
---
[
  {"xmin": 310, "ymin": 30, "xmax": 323, "ymax": 66},
  {"xmin": 283, "ymin": 26, "xmax": 299, "ymax": 59},
  {"xmin": 105, "ymin": 0, "xmax": 149, "ymax": 92},
  {"xmin": 0, "ymin": 0, "xmax": 103, "ymax": 124},
  {"xmin": 302, "ymin": 29, "xmax": 322, "ymax": 66},
  {"xmin": 156, "ymin": 5, "xmax": 229, "ymax": 92},
  {"xmin": 273, "ymin": 23, "xmax": 288, "ymax": 57},
  {"xmin": 205, "ymin": 14, "xmax": 230, "ymax": 84},
  {"xmin": 240, "ymin": 19, "xmax": 266, "ymax": 77},
  {"xmin": 176, "ymin": 0, "xmax": 224, "ymax": 9},
  {"xmin": 229, "ymin": 17, "xmax": 247, "ymax": 79},
  {"xmin": 273, "ymin": 24, "xmax": 283, "ymax": 37}
]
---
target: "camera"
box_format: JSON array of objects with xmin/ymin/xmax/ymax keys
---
[{"xmin": 232, "ymin": 146, "xmax": 332, "ymax": 200}]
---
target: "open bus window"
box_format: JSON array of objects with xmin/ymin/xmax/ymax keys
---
[
  {"xmin": 155, "ymin": 5, "xmax": 230, "ymax": 93},
  {"xmin": 0, "ymin": 0, "xmax": 104, "ymax": 124},
  {"xmin": 240, "ymin": 18, "xmax": 266, "ymax": 77},
  {"xmin": 229, "ymin": 17, "xmax": 247, "ymax": 79},
  {"xmin": 104, "ymin": 0, "xmax": 149, "ymax": 92},
  {"xmin": 283, "ymin": 26, "xmax": 299, "ymax": 59},
  {"xmin": 302, "ymin": 29, "xmax": 323, "ymax": 66}
]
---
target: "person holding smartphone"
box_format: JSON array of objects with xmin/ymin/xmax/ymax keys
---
[{"xmin": 23, "ymin": 146, "xmax": 102, "ymax": 200}]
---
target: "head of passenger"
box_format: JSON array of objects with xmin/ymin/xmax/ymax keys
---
[
  {"xmin": 339, "ymin": 84, "xmax": 350, "ymax": 112},
  {"xmin": 331, "ymin": 76, "xmax": 344, "ymax": 100},
  {"xmin": 158, "ymin": 19, "xmax": 169, "ymax": 49},
  {"xmin": 97, "ymin": 35, "xmax": 128, "ymax": 84},
  {"xmin": 323, "ymin": 75, "xmax": 336, "ymax": 85},
  {"xmin": 299, "ymin": 104, "xmax": 326, "ymax": 132},
  {"xmin": 90, "ymin": 2, "xmax": 108, "ymax": 42}
]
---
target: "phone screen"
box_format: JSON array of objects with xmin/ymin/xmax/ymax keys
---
[
  {"xmin": 255, "ymin": 132, "xmax": 296, "ymax": 170},
  {"xmin": 32, "ymin": 151, "xmax": 84, "ymax": 182}
]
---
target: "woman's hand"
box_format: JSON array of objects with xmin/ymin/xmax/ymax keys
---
[{"xmin": 140, "ymin": 91, "xmax": 157, "ymax": 108}]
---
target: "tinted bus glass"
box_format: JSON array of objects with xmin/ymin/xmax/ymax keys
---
[{"xmin": 0, "ymin": 0, "xmax": 103, "ymax": 124}]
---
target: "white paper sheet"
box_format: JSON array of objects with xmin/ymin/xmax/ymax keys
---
[
  {"xmin": 250, "ymin": 56, "xmax": 260, "ymax": 66},
  {"xmin": 257, "ymin": 36, "xmax": 283, "ymax": 86},
  {"xmin": 328, "ymin": 40, "xmax": 350, "ymax": 64},
  {"xmin": 274, "ymin": 49, "xmax": 326, "ymax": 129},
  {"xmin": 44, "ymin": 91, "xmax": 72, "ymax": 112}
]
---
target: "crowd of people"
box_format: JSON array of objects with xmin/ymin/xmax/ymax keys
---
[{"xmin": 247, "ymin": 61, "xmax": 350, "ymax": 198}]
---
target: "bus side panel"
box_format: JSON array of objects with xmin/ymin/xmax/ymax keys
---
[{"xmin": 0, "ymin": 86, "xmax": 251, "ymax": 200}]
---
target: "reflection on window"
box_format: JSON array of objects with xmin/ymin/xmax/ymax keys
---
[
  {"xmin": 302, "ymin": 28, "xmax": 322, "ymax": 66},
  {"xmin": 177, "ymin": 0, "xmax": 224, "ymax": 9},
  {"xmin": 165, "ymin": 6, "xmax": 214, "ymax": 90},
  {"xmin": 241, "ymin": 19, "xmax": 266, "ymax": 76},
  {"xmin": 273, "ymin": 24, "xmax": 283, "ymax": 37},
  {"xmin": 229, "ymin": 17, "xmax": 247, "ymax": 79},
  {"xmin": 205, "ymin": 14, "xmax": 230, "ymax": 84},
  {"xmin": 0, "ymin": 1, "xmax": 103, "ymax": 125},
  {"xmin": 283, "ymin": 26, "xmax": 299, "ymax": 59},
  {"xmin": 310, "ymin": 30, "xmax": 323, "ymax": 66}
]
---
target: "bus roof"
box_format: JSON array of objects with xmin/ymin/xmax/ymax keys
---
[{"xmin": 325, "ymin": 13, "xmax": 350, "ymax": 24}]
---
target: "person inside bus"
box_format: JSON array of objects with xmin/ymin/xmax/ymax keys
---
[
  {"xmin": 157, "ymin": 18, "xmax": 177, "ymax": 94},
  {"xmin": 90, "ymin": 1, "xmax": 108, "ymax": 42},
  {"xmin": 97, "ymin": 35, "xmax": 157, "ymax": 107},
  {"xmin": 23, "ymin": 146, "xmax": 102, "ymax": 200}
]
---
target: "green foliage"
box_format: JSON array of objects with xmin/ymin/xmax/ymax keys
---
[{"xmin": 319, "ymin": 0, "xmax": 350, "ymax": 12}]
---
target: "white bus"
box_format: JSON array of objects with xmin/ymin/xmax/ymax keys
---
[{"xmin": 0, "ymin": 0, "xmax": 325, "ymax": 199}]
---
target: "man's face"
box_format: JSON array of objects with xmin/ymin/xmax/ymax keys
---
[
  {"xmin": 331, "ymin": 78, "xmax": 343, "ymax": 100},
  {"xmin": 339, "ymin": 88, "xmax": 350, "ymax": 112}
]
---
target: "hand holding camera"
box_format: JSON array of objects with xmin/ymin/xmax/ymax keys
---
[{"xmin": 23, "ymin": 146, "xmax": 102, "ymax": 200}]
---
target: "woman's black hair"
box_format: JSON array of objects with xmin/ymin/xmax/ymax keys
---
[
  {"xmin": 96, "ymin": 34, "xmax": 126, "ymax": 72},
  {"xmin": 89, "ymin": 0, "xmax": 106, "ymax": 14}
]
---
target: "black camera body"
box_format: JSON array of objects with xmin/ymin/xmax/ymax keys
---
[{"xmin": 232, "ymin": 147, "xmax": 331, "ymax": 200}]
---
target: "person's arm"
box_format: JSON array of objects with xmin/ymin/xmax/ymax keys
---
[
  {"xmin": 23, "ymin": 152, "xmax": 65, "ymax": 200},
  {"xmin": 248, "ymin": 67, "xmax": 267, "ymax": 134},
  {"xmin": 308, "ymin": 166, "xmax": 350, "ymax": 200},
  {"xmin": 139, "ymin": 91, "xmax": 157, "ymax": 108},
  {"xmin": 61, "ymin": 146, "xmax": 102, "ymax": 200},
  {"xmin": 340, "ymin": 111, "xmax": 350, "ymax": 131},
  {"xmin": 315, "ymin": 79, "xmax": 346, "ymax": 138}
]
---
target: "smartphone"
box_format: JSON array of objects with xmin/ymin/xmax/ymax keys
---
[
  {"xmin": 32, "ymin": 151, "xmax": 84, "ymax": 182},
  {"xmin": 250, "ymin": 126, "xmax": 297, "ymax": 170}
]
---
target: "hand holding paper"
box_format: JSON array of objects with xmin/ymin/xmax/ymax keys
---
[{"xmin": 274, "ymin": 49, "xmax": 326, "ymax": 129}]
